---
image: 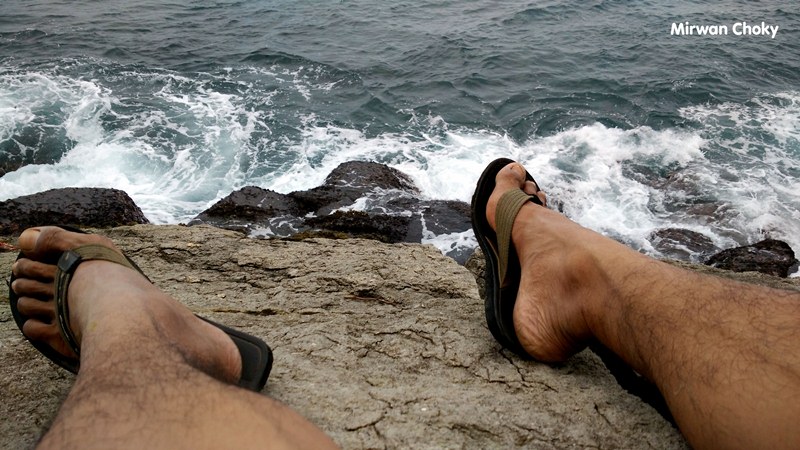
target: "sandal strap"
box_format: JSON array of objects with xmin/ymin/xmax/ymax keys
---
[
  {"xmin": 55, "ymin": 245, "xmax": 145, "ymax": 356},
  {"xmin": 495, "ymin": 189, "xmax": 536, "ymax": 284}
]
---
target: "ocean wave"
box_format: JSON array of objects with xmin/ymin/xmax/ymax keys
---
[{"xmin": 1, "ymin": 61, "xmax": 798, "ymax": 263}]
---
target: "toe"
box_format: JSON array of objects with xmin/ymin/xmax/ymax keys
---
[
  {"xmin": 21, "ymin": 319, "xmax": 77, "ymax": 358},
  {"xmin": 521, "ymin": 177, "xmax": 547, "ymax": 207},
  {"xmin": 486, "ymin": 162, "xmax": 538, "ymax": 230},
  {"xmin": 18, "ymin": 226, "xmax": 118, "ymax": 261},
  {"xmin": 12, "ymin": 258, "xmax": 57, "ymax": 281},
  {"xmin": 536, "ymin": 191, "xmax": 547, "ymax": 207},
  {"xmin": 11, "ymin": 278, "xmax": 55, "ymax": 300},
  {"xmin": 16, "ymin": 296, "xmax": 55, "ymax": 321},
  {"xmin": 21, "ymin": 318, "xmax": 61, "ymax": 341},
  {"xmin": 495, "ymin": 162, "xmax": 528, "ymax": 189}
]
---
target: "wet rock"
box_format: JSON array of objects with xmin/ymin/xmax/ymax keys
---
[
  {"xmin": 190, "ymin": 161, "xmax": 472, "ymax": 260},
  {"xmin": 419, "ymin": 200, "xmax": 472, "ymax": 236},
  {"xmin": 0, "ymin": 188, "xmax": 148, "ymax": 235},
  {"xmin": 288, "ymin": 161, "xmax": 418, "ymax": 215},
  {"xmin": 303, "ymin": 210, "xmax": 411, "ymax": 243},
  {"xmin": 706, "ymin": 239, "xmax": 798, "ymax": 278},
  {"xmin": 325, "ymin": 160, "xmax": 419, "ymax": 192},
  {"xmin": 649, "ymin": 228, "xmax": 718, "ymax": 262},
  {"xmin": 400, "ymin": 199, "xmax": 471, "ymax": 241},
  {"xmin": 189, "ymin": 186, "xmax": 302, "ymax": 234}
]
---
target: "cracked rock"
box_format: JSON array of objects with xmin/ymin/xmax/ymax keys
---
[{"xmin": 0, "ymin": 224, "xmax": 698, "ymax": 449}]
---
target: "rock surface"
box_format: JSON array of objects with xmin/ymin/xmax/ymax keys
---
[
  {"xmin": 649, "ymin": 228, "xmax": 719, "ymax": 262},
  {"xmin": 189, "ymin": 161, "xmax": 473, "ymax": 262},
  {"xmin": 0, "ymin": 225, "xmax": 687, "ymax": 449},
  {"xmin": 0, "ymin": 188, "xmax": 148, "ymax": 235},
  {"xmin": 706, "ymin": 239, "xmax": 799, "ymax": 278}
]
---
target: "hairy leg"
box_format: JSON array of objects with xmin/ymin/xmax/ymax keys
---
[
  {"xmin": 486, "ymin": 163, "xmax": 800, "ymax": 449},
  {"xmin": 11, "ymin": 227, "xmax": 337, "ymax": 450}
]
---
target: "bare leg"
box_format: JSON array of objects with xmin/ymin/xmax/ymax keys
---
[
  {"xmin": 486, "ymin": 163, "xmax": 800, "ymax": 450},
  {"xmin": 11, "ymin": 227, "xmax": 338, "ymax": 450}
]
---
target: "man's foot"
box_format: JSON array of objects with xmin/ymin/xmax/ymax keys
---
[
  {"xmin": 484, "ymin": 162, "xmax": 611, "ymax": 362},
  {"xmin": 10, "ymin": 226, "xmax": 242, "ymax": 383}
]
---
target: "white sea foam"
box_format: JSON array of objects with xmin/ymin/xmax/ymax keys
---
[
  {"xmin": 519, "ymin": 124, "xmax": 710, "ymax": 251},
  {"xmin": 2, "ymin": 69, "xmax": 798, "ymax": 265},
  {"xmin": 679, "ymin": 92, "xmax": 800, "ymax": 256}
]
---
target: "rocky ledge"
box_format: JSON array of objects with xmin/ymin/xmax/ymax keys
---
[
  {"xmin": 1, "ymin": 224, "xmax": 694, "ymax": 449},
  {"xmin": 2, "ymin": 225, "xmax": 799, "ymax": 449}
]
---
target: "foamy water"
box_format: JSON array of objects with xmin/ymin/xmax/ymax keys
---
[{"xmin": 1, "ymin": 66, "xmax": 798, "ymax": 267}]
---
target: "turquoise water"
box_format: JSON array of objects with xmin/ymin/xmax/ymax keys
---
[{"xmin": 1, "ymin": 1, "xmax": 799, "ymax": 261}]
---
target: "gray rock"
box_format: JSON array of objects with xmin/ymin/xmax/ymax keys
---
[
  {"xmin": 0, "ymin": 225, "xmax": 686, "ymax": 449},
  {"xmin": 465, "ymin": 248, "xmax": 487, "ymax": 300},
  {"xmin": 303, "ymin": 210, "xmax": 412, "ymax": 243}
]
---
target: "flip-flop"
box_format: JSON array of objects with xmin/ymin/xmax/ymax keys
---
[
  {"xmin": 8, "ymin": 230, "xmax": 273, "ymax": 391},
  {"xmin": 470, "ymin": 158, "xmax": 543, "ymax": 357},
  {"xmin": 470, "ymin": 161, "xmax": 675, "ymax": 423}
]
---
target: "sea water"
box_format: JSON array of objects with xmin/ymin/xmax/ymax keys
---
[{"xmin": 1, "ymin": 0, "xmax": 798, "ymax": 271}]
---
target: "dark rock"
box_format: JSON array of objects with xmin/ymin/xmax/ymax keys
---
[
  {"xmin": 649, "ymin": 228, "xmax": 718, "ymax": 262},
  {"xmin": 189, "ymin": 186, "xmax": 302, "ymax": 233},
  {"xmin": 303, "ymin": 210, "xmax": 411, "ymax": 243},
  {"xmin": 418, "ymin": 200, "xmax": 471, "ymax": 235},
  {"xmin": 199, "ymin": 186, "xmax": 300, "ymax": 219},
  {"xmin": 288, "ymin": 161, "xmax": 418, "ymax": 215},
  {"xmin": 189, "ymin": 161, "xmax": 472, "ymax": 261},
  {"xmin": 324, "ymin": 160, "xmax": 419, "ymax": 192},
  {"xmin": 287, "ymin": 185, "xmax": 361, "ymax": 216},
  {"xmin": 0, "ymin": 188, "xmax": 148, "ymax": 235},
  {"xmin": 403, "ymin": 199, "xmax": 473, "ymax": 263},
  {"xmin": 706, "ymin": 239, "xmax": 798, "ymax": 278}
]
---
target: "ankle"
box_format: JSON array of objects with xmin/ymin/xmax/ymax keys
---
[
  {"xmin": 509, "ymin": 208, "xmax": 610, "ymax": 359},
  {"xmin": 580, "ymin": 239, "xmax": 666, "ymax": 378}
]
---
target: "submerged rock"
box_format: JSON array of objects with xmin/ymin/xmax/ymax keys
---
[
  {"xmin": 706, "ymin": 239, "xmax": 798, "ymax": 278},
  {"xmin": 0, "ymin": 188, "xmax": 148, "ymax": 235}
]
